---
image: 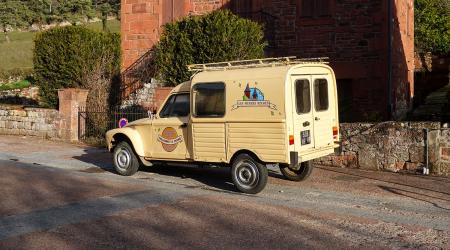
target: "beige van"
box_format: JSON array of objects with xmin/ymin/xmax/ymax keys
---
[{"xmin": 106, "ymin": 57, "xmax": 340, "ymax": 194}]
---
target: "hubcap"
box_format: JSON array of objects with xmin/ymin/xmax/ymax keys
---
[
  {"xmin": 235, "ymin": 160, "xmax": 259, "ymax": 189},
  {"xmin": 116, "ymin": 147, "xmax": 131, "ymax": 170}
]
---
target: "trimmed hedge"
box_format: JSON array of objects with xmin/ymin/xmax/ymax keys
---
[
  {"xmin": 33, "ymin": 26, "xmax": 120, "ymax": 108},
  {"xmin": 155, "ymin": 10, "xmax": 267, "ymax": 86}
]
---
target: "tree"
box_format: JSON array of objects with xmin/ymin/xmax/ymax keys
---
[
  {"xmin": 59, "ymin": 0, "xmax": 95, "ymax": 25},
  {"xmin": 155, "ymin": 10, "xmax": 268, "ymax": 86},
  {"xmin": 0, "ymin": 1, "xmax": 33, "ymax": 42},
  {"xmin": 415, "ymin": 0, "xmax": 450, "ymax": 54},
  {"xmin": 27, "ymin": 0, "xmax": 52, "ymax": 30},
  {"xmin": 93, "ymin": 0, "xmax": 120, "ymax": 31}
]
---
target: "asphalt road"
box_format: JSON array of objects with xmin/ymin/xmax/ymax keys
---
[{"xmin": 0, "ymin": 135, "xmax": 449, "ymax": 249}]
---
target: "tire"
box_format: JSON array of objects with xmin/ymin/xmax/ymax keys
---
[
  {"xmin": 231, "ymin": 154, "xmax": 268, "ymax": 194},
  {"xmin": 280, "ymin": 161, "xmax": 313, "ymax": 182},
  {"xmin": 113, "ymin": 141, "xmax": 140, "ymax": 176}
]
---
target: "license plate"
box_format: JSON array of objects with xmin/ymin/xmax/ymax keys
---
[{"xmin": 301, "ymin": 130, "xmax": 311, "ymax": 145}]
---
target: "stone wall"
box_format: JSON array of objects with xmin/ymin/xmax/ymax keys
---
[
  {"xmin": 0, "ymin": 89, "xmax": 88, "ymax": 141},
  {"xmin": 0, "ymin": 86, "xmax": 40, "ymax": 105},
  {"xmin": 0, "ymin": 105, "xmax": 65, "ymax": 139},
  {"xmin": 315, "ymin": 122, "xmax": 450, "ymax": 176}
]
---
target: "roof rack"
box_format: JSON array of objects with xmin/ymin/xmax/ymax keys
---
[{"xmin": 187, "ymin": 56, "xmax": 329, "ymax": 72}]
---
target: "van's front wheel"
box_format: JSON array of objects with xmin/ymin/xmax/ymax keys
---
[
  {"xmin": 231, "ymin": 154, "xmax": 268, "ymax": 194},
  {"xmin": 280, "ymin": 161, "xmax": 313, "ymax": 181},
  {"xmin": 113, "ymin": 141, "xmax": 140, "ymax": 176}
]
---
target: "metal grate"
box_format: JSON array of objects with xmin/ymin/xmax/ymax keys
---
[
  {"xmin": 187, "ymin": 57, "xmax": 329, "ymax": 72},
  {"xmin": 78, "ymin": 106, "xmax": 150, "ymax": 143}
]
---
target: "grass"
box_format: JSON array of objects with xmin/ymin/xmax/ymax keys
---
[
  {"xmin": 0, "ymin": 79, "xmax": 31, "ymax": 91},
  {"xmin": 0, "ymin": 19, "xmax": 121, "ymax": 71}
]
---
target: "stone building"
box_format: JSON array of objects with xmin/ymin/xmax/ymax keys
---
[{"xmin": 121, "ymin": 0, "xmax": 414, "ymax": 121}]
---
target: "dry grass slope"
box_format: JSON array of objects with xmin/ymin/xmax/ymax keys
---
[{"xmin": 0, "ymin": 20, "xmax": 121, "ymax": 71}]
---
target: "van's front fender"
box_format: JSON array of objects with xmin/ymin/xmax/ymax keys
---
[{"xmin": 105, "ymin": 127, "xmax": 145, "ymax": 157}]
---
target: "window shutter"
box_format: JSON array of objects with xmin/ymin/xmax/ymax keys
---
[
  {"xmin": 316, "ymin": 0, "xmax": 331, "ymax": 17},
  {"xmin": 301, "ymin": 0, "xmax": 314, "ymax": 17}
]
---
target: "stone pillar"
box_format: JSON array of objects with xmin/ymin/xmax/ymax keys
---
[{"xmin": 58, "ymin": 89, "xmax": 89, "ymax": 142}]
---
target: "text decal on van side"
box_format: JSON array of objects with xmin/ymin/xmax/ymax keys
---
[{"xmin": 231, "ymin": 84, "xmax": 277, "ymax": 111}]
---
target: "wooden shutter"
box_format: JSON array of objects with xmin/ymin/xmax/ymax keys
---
[
  {"xmin": 316, "ymin": 0, "xmax": 331, "ymax": 17},
  {"xmin": 301, "ymin": 0, "xmax": 314, "ymax": 17}
]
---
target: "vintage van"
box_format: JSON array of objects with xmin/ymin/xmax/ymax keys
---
[{"xmin": 106, "ymin": 57, "xmax": 340, "ymax": 194}]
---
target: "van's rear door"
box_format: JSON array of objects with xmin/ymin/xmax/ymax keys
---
[
  {"xmin": 291, "ymin": 74, "xmax": 334, "ymax": 156},
  {"xmin": 311, "ymin": 75, "xmax": 334, "ymax": 149},
  {"xmin": 291, "ymin": 76, "xmax": 315, "ymax": 153}
]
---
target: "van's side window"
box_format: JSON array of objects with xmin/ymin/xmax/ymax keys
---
[
  {"xmin": 295, "ymin": 79, "xmax": 311, "ymax": 114},
  {"xmin": 159, "ymin": 93, "xmax": 190, "ymax": 118},
  {"xmin": 314, "ymin": 79, "xmax": 329, "ymax": 111},
  {"xmin": 193, "ymin": 83, "xmax": 225, "ymax": 117}
]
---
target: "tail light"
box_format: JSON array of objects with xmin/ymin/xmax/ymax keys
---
[
  {"xmin": 333, "ymin": 126, "xmax": 338, "ymax": 139},
  {"xmin": 289, "ymin": 135, "xmax": 294, "ymax": 145}
]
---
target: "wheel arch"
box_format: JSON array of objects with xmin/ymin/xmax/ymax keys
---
[
  {"xmin": 229, "ymin": 149, "xmax": 264, "ymax": 165},
  {"xmin": 109, "ymin": 129, "xmax": 145, "ymax": 157}
]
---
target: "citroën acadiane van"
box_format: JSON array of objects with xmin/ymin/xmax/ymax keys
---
[{"xmin": 106, "ymin": 57, "xmax": 340, "ymax": 194}]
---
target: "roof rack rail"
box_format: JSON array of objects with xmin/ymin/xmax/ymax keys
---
[{"xmin": 187, "ymin": 56, "xmax": 329, "ymax": 72}]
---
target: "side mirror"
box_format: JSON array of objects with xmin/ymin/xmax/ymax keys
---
[{"xmin": 148, "ymin": 111, "xmax": 157, "ymax": 120}]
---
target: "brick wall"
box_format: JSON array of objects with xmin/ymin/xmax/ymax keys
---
[
  {"xmin": 121, "ymin": 0, "xmax": 414, "ymax": 120},
  {"xmin": 121, "ymin": 0, "xmax": 161, "ymax": 70},
  {"xmin": 121, "ymin": 0, "xmax": 227, "ymax": 70},
  {"xmin": 391, "ymin": 0, "xmax": 415, "ymax": 119}
]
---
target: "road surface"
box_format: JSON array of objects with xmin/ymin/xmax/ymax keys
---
[{"xmin": 0, "ymin": 135, "xmax": 449, "ymax": 249}]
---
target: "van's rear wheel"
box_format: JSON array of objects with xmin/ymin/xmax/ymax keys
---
[
  {"xmin": 231, "ymin": 154, "xmax": 268, "ymax": 194},
  {"xmin": 113, "ymin": 141, "xmax": 139, "ymax": 176},
  {"xmin": 280, "ymin": 161, "xmax": 313, "ymax": 181}
]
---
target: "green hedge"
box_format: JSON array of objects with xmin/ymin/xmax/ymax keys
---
[
  {"xmin": 155, "ymin": 10, "xmax": 267, "ymax": 86},
  {"xmin": 33, "ymin": 26, "xmax": 120, "ymax": 108}
]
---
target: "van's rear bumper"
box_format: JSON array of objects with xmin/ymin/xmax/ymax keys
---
[
  {"xmin": 289, "ymin": 152, "xmax": 299, "ymax": 169},
  {"xmin": 289, "ymin": 143, "xmax": 340, "ymax": 170}
]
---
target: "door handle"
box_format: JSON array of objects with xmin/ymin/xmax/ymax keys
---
[
  {"xmin": 303, "ymin": 121, "xmax": 310, "ymax": 127},
  {"xmin": 180, "ymin": 123, "xmax": 188, "ymax": 128},
  {"xmin": 315, "ymin": 117, "xmax": 320, "ymax": 121}
]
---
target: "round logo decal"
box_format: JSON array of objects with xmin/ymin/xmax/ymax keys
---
[
  {"xmin": 157, "ymin": 127, "xmax": 183, "ymax": 152},
  {"xmin": 118, "ymin": 118, "xmax": 128, "ymax": 128}
]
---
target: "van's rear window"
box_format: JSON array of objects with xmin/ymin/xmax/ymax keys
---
[
  {"xmin": 295, "ymin": 79, "xmax": 311, "ymax": 114},
  {"xmin": 193, "ymin": 82, "xmax": 225, "ymax": 117},
  {"xmin": 314, "ymin": 79, "xmax": 329, "ymax": 111}
]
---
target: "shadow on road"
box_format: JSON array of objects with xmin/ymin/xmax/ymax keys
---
[
  {"xmin": 378, "ymin": 185, "xmax": 450, "ymax": 211},
  {"xmin": 73, "ymin": 148, "xmax": 115, "ymax": 173},
  {"xmin": 140, "ymin": 164, "xmax": 237, "ymax": 193},
  {"xmin": 73, "ymin": 147, "xmax": 289, "ymax": 193},
  {"xmin": 316, "ymin": 166, "xmax": 450, "ymax": 196}
]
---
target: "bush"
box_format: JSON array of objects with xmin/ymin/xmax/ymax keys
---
[
  {"xmin": 415, "ymin": 0, "xmax": 450, "ymax": 54},
  {"xmin": 33, "ymin": 26, "xmax": 120, "ymax": 108},
  {"xmin": 155, "ymin": 10, "xmax": 267, "ymax": 86}
]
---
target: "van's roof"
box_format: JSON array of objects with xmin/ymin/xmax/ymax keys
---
[
  {"xmin": 171, "ymin": 63, "xmax": 332, "ymax": 93},
  {"xmin": 192, "ymin": 63, "xmax": 332, "ymax": 82}
]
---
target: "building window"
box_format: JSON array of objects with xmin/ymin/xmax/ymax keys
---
[
  {"xmin": 299, "ymin": 0, "xmax": 332, "ymax": 18},
  {"xmin": 193, "ymin": 83, "xmax": 225, "ymax": 117}
]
